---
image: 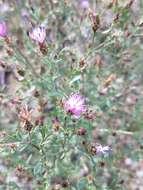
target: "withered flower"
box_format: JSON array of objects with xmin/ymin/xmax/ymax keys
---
[
  {"xmin": 89, "ymin": 11, "xmax": 100, "ymax": 33},
  {"xmin": 19, "ymin": 105, "xmax": 34, "ymax": 131},
  {"xmin": 104, "ymin": 74, "xmax": 116, "ymax": 86}
]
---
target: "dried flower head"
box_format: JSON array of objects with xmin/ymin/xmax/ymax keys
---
[
  {"xmin": 104, "ymin": 73, "xmax": 116, "ymax": 86},
  {"xmin": 52, "ymin": 117, "xmax": 61, "ymax": 132},
  {"xmin": 39, "ymin": 42, "xmax": 48, "ymax": 55},
  {"xmin": 77, "ymin": 127, "xmax": 87, "ymax": 136},
  {"xmin": 29, "ymin": 26, "xmax": 46, "ymax": 44},
  {"xmin": 89, "ymin": 12, "xmax": 100, "ymax": 33},
  {"xmin": 19, "ymin": 105, "xmax": 33, "ymax": 131},
  {"xmin": 0, "ymin": 21, "xmax": 7, "ymax": 37},
  {"xmin": 64, "ymin": 93, "xmax": 86, "ymax": 118}
]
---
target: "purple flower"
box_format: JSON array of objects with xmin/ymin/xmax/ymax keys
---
[
  {"xmin": 0, "ymin": 21, "xmax": 7, "ymax": 37},
  {"xmin": 81, "ymin": 0, "xmax": 89, "ymax": 9},
  {"xmin": 29, "ymin": 26, "xmax": 46, "ymax": 44},
  {"xmin": 96, "ymin": 144, "xmax": 111, "ymax": 156},
  {"xmin": 64, "ymin": 93, "xmax": 86, "ymax": 118}
]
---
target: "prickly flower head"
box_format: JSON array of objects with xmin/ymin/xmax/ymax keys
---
[
  {"xmin": 29, "ymin": 26, "xmax": 46, "ymax": 44},
  {"xmin": 64, "ymin": 93, "xmax": 86, "ymax": 118}
]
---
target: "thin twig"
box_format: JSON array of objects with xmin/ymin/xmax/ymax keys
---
[{"xmin": 97, "ymin": 128, "xmax": 134, "ymax": 136}]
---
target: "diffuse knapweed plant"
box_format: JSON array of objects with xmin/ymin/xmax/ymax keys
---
[{"xmin": 0, "ymin": 0, "xmax": 143, "ymax": 190}]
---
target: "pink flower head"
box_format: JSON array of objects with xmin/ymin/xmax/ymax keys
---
[
  {"xmin": 81, "ymin": 0, "xmax": 89, "ymax": 9},
  {"xmin": 64, "ymin": 93, "xmax": 86, "ymax": 118},
  {"xmin": 96, "ymin": 144, "xmax": 111, "ymax": 156},
  {"xmin": 0, "ymin": 21, "xmax": 7, "ymax": 37},
  {"xmin": 29, "ymin": 26, "xmax": 46, "ymax": 44}
]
